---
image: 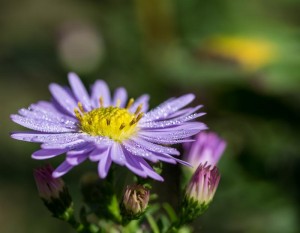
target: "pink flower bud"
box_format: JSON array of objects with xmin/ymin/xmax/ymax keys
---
[{"xmin": 185, "ymin": 163, "xmax": 220, "ymax": 205}]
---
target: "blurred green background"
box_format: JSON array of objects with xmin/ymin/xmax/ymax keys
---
[{"xmin": 1, "ymin": 0, "xmax": 300, "ymax": 232}]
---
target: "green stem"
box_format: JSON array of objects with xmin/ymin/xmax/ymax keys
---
[
  {"xmin": 164, "ymin": 212, "xmax": 188, "ymax": 233},
  {"xmin": 60, "ymin": 208, "xmax": 100, "ymax": 233},
  {"xmin": 121, "ymin": 217, "xmax": 131, "ymax": 226},
  {"xmin": 66, "ymin": 215, "xmax": 85, "ymax": 232},
  {"xmin": 165, "ymin": 221, "xmax": 180, "ymax": 233}
]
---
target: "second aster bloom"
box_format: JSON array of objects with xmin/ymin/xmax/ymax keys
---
[
  {"xmin": 11, "ymin": 73, "xmax": 206, "ymax": 181},
  {"xmin": 184, "ymin": 132, "xmax": 226, "ymax": 172}
]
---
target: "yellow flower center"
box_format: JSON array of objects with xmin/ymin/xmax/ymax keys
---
[{"xmin": 75, "ymin": 98, "xmax": 143, "ymax": 142}]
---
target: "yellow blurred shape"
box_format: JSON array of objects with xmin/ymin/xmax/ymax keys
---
[{"xmin": 205, "ymin": 36, "xmax": 276, "ymax": 71}]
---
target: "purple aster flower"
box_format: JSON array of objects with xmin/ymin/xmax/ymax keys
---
[
  {"xmin": 11, "ymin": 73, "xmax": 206, "ymax": 181},
  {"xmin": 184, "ymin": 131, "xmax": 226, "ymax": 172}
]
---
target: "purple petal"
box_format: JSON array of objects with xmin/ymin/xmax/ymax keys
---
[
  {"xmin": 97, "ymin": 149, "xmax": 112, "ymax": 178},
  {"xmin": 142, "ymin": 94, "xmax": 195, "ymax": 122},
  {"xmin": 213, "ymin": 141, "xmax": 226, "ymax": 164},
  {"xmin": 89, "ymin": 146, "xmax": 110, "ymax": 161},
  {"xmin": 91, "ymin": 80, "xmax": 111, "ymax": 108},
  {"xmin": 163, "ymin": 155, "xmax": 191, "ymax": 166},
  {"xmin": 66, "ymin": 153, "xmax": 88, "ymax": 166},
  {"xmin": 139, "ymin": 136, "xmax": 194, "ymax": 145},
  {"xmin": 11, "ymin": 115, "xmax": 76, "ymax": 133},
  {"xmin": 66, "ymin": 144, "xmax": 95, "ymax": 157},
  {"xmin": 131, "ymin": 137, "xmax": 180, "ymax": 155},
  {"xmin": 110, "ymin": 143, "xmax": 125, "ymax": 165},
  {"xmin": 139, "ymin": 123, "xmax": 207, "ymax": 144},
  {"xmin": 123, "ymin": 140, "xmax": 190, "ymax": 166},
  {"xmin": 68, "ymin": 72, "xmax": 92, "ymax": 111},
  {"xmin": 49, "ymin": 83, "xmax": 78, "ymax": 116},
  {"xmin": 139, "ymin": 112, "xmax": 205, "ymax": 129},
  {"xmin": 112, "ymin": 87, "xmax": 127, "ymax": 107},
  {"xmin": 80, "ymin": 135, "xmax": 113, "ymax": 146},
  {"xmin": 32, "ymin": 148, "xmax": 68, "ymax": 160},
  {"xmin": 138, "ymin": 158, "xmax": 164, "ymax": 181},
  {"xmin": 122, "ymin": 148, "xmax": 163, "ymax": 180},
  {"xmin": 123, "ymin": 140, "xmax": 159, "ymax": 162},
  {"xmin": 30, "ymin": 100, "xmax": 77, "ymax": 121},
  {"xmin": 167, "ymin": 105, "xmax": 203, "ymax": 119},
  {"xmin": 123, "ymin": 150, "xmax": 147, "ymax": 178},
  {"xmin": 130, "ymin": 94, "xmax": 150, "ymax": 113},
  {"xmin": 188, "ymin": 132, "xmax": 227, "ymax": 166},
  {"xmin": 18, "ymin": 106, "xmax": 77, "ymax": 128},
  {"xmin": 52, "ymin": 161, "xmax": 74, "ymax": 178},
  {"xmin": 124, "ymin": 140, "xmax": 186, "ymax": 166},
  {"xmin": 33, "ymin": 101, "xmax": 58, "ymax": 112},
  {"xmin": 11, "ymin": 132, "xmax": 82, "ymax": 144},
  {"xmin": 41, "ymin": 140, "xmax": 87, "ymax": 150},
  {"xmin": 142, "ymin": 122, "xmax": 207, "ymax": 133},
  {"xmin": 149, "ymin": 153, "xmax": 177, "ymax": 164}
]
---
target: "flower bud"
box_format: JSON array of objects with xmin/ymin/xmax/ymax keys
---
[
  {"xmin": 181, "ymin": 163, "xmax": 220, "ymax": 222},
  {"xmin": 121, "ymin": 184, "xmax": 150, "ymax": 222},
  {"xmin": 186, "ymin": 164, "xmax": 220, "ymax": 205},
  {"xmin": 34, "ymin": 164, "xmax": 72, "ymax": 218}
]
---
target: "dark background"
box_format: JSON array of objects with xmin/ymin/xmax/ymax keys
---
[{"xmin": 1, "ymin": 0, "xmax": 300, "ymax": 232}]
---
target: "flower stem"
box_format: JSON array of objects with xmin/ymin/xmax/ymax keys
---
[
  {"xmin": 59, "ymin": 207, "xmax": 100, "ymax": 233},
  {"xmin": 164, "ymin": 212, "xmax": 189, "ymax": 233}
]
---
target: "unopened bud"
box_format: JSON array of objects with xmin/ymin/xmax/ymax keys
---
[
  {"xmin": 181, "ymin": 163, "xmax": 220, "ymax": 222},
  {"xmin": 121, "ymin": 184, "xmax": 150, "ymax": 222},
  {"xmin": 34, "ymin": 164, "xmax": 72, "ymax": 218}
]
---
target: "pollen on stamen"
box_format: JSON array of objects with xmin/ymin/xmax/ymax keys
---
[
  {"xmin": 119, "ymin": 123, "xmax": 126, "ymax": 130},
  {"xmin": 134, "ymin": 104, "xmax": 143, "ymax": 115},
  {"xmin": 130, "ymin": 119, "xmax": 136, "ymax": 126},
  {"xmin": 136, "ymin": 113, "xmax": 144, "ymax": 122},
  {"xmin": 74, "ymin": 109, "xmax": 82, "ymax": 120},
  {"xmin": 78, "ymin": 102, "xmax": 85, "ymax": 113},
  {"xmin": 126, "ymin": 98, "xmax": 134, "ymax": 109},
  {"xmin": 130, "ymin": 112, "xmax": 144, "ymax": 126},
  {"xmin": 99, "ymin": 97, "xmax": 104, "ymax": 107},
  {"xmin": 116, "ymin": 99, "xmax": 121, "ymax": 107}
]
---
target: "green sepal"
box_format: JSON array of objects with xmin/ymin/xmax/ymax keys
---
[
  {"xmin": 180, "ymin": 196, "xmax": 210, "ymax": 224},
  {"xmin": 42, "ymin": 186, "xmax": 73, "ymax": 218}
]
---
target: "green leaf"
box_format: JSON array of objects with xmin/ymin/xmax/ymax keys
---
[
  {"xmin": 145, "ymin": 213, "xmax": 160, "ymax": 233},
  {"xmin": 162, "ymin": 203, "xmax": 178, "ymax": 222},
  {"xmin": 108, "ymin": 195, "xmax": 121, "ymax": 223}
]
